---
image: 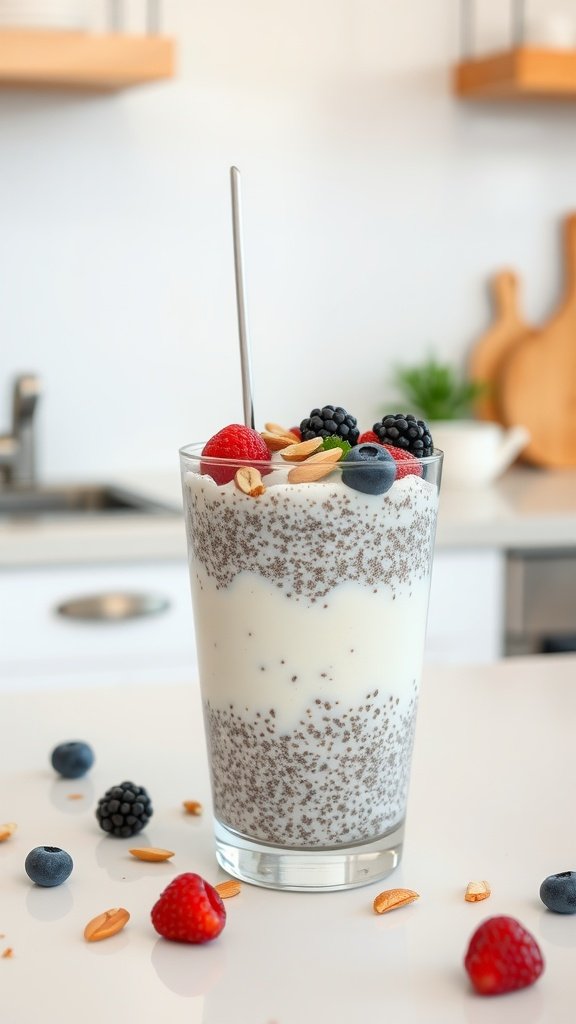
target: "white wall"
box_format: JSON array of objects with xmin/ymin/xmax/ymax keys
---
[{"xmin": 1, "ymin": 0, "xmax": 576, "ymax": 478}]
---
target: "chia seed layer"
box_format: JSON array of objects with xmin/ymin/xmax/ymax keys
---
[
  {"xmin": 204, "ymin": 680, "xmax": 419, "ymax": 847},
  {"xmin": 184, "ymin": 472, "xmax": 438, "ymax": 604}
]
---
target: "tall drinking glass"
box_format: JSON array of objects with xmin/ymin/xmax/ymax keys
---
[{"xmin": 179, "ymin": 443, "xmax": 442, "ymax": 891}]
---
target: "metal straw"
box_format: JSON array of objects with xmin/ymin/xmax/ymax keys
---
[{"xmin": 230, "ymin": 166, "xmax": 256, "ymax": 430}]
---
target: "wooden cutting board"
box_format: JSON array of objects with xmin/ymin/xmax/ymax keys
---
[
  {"xmin": 499, "ymin": 213, "xmax": 576, "ymax": 468},
  {"xmin": 468, "ymin": 270, "xmax": 530, "ymax": 422}
]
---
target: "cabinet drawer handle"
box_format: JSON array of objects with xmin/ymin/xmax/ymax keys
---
[{"xmin": 55, "ymin": 592, "xmax": 170, "ymax": 622}]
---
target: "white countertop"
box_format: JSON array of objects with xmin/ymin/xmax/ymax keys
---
[
  {"xmin": 2, "ymin": 466, "xmax": 576, "ymax": 566},
  {"xmin": 2, "ymin": 654, "xmax": 576, "ymax": 1023}
]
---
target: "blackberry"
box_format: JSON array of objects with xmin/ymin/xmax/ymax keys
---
[
  {"xmin": 373, "ymin": 413, "xmax": 433, "ymax": 457},
  {"xmin": 300, "ymin": 405, "xmax": 360, "ymax": 446},
  {"xmin": 96, "ymin": 781, "xmax": 153, "ymax": 838}
]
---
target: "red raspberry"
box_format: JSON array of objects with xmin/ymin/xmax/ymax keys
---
[
  {"xmin": 357, "ymin": 432, "xmax": 421, "ymax": 479},
  {"xmin": 201, "ymin": 424, "xmax": 270, "ymax": 485},
  {"xmin": 151, "ymin": 872, "xmax": 226, "ymax": 944},
  {"xmin": 358, "ymin": 430, "xmax": 380, "ymax": 444},
  {"xmin": 381, "ymin": 444, "xmax": 422, "ymax": 480},
  {"xmin": 464, "ymin": 916, "xmax": 544, "ymax": 996},
  {"xmin": 289, "ymin": 427, "xmax": 302, "ymax": 441}
]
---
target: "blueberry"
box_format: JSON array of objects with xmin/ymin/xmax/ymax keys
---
[
  {"xmin": 341, "ymin": 443, "xmax": 396, "ymax": 495},
  {"xmin": 25, "ymin": 846, "xmax": 73, "ymax": 887},
  {"xmin": 540, "ymin": 871, "xmax": 576, "ymax": 913},
  {"xmin": 50, "ymin": 741, "xmax": 94, "ymax": 779}
]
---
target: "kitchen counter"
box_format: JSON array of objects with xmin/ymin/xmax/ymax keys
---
[
  {"xmin": 2, "ymin": 465, "xmax": 576, "ymax": 567},
  {"xmin": 2, "ymin": 653, "xmax": 576, "ymax": 1022}
]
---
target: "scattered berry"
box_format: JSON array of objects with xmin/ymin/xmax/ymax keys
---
[
  {"xmin": 381, "ymin": 444, "xmax": 422, "ymax": 480},
  {"xmin": 373, "ymin": 413, "xmax": 433, "ymax": 457},
  {"xmin": 50, "ymin": 741, "xmax": 94, "ymax": 779},
  {"xmin": 300, "ymin": 406, "xmax": 360, "ymax": 446},
  {"xmin": 289, "ymin": 426, "xmax": 302, "ymax": 441},
  {"xmin": 25, "ymin": 846, "xmax": 73, "ymax": 887},
  {"xmin": 95, "ymin": 781, "xmax": 153, "ymax": 838},
  {"xmin": 341, "ymin": 443, "xmax": 396, "ymax": 495},
  {"xmin": 201, "ymin": 424, "xmax": 270, "ymax": 485},
  {"xmin": 540, "ymin": 871, "xmax": 576, "ymax": 914},
  {"xmin": 464, "ymin": 916, "xmax": 544, "ymax": 996},
  {"xmin": 151, "ymin": 872, "xmax": 226, "ymax": 944}
]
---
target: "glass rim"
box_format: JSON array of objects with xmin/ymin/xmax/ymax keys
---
[{"xmin": 179, "ymin": 441, "xmax": 444, "ymax": 469}]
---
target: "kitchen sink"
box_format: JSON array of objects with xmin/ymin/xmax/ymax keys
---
[{"xmin": 0, "ymin": 484, "xmax": 179, "ymax": 519}]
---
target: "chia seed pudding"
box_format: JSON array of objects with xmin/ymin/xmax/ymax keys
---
[{"xmin": 182, "ymin": 459, "xmax": 439, "ymax": 849}]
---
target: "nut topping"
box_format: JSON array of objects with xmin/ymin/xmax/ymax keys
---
[
  {"xmin": 129, "ymin": 847, "xmax": 175, "ymax": 862},
  {"xmin": 373, "ymin": 888, "xmax": 420, "ymax": 915},
  {"xmin": 264, "ymin": 423, "xmax": 300, "ymax": 443},
  {"xmin": 288, "ymin": 447, "xmax": 343, "ymax": 484},
  {"xmin": 260, "ymin": 430, "xmax": 299, "ymax": 451},
  {"xmin": 465, "ymin": 880, "xmax": 491, "ymax": 902},
  {"xmin": 280, "ymin": 438, "xmax": 323, "ymax": 462},
  {"xmin": 235, "ymin": 467, "xmax": 265, "ymax": 497},
  {"xmin": 84, "ymin": 907, "xmax": 130, "ymax": 942}
]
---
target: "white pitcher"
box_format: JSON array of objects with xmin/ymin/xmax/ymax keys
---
[{"xmin": 431, "ymin": 420, "xmax": 530, "ymax": 488}]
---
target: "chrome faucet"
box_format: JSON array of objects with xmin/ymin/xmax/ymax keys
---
[{"xmin": 0, "ymin": 374, "xmax": 42, "ymax": 487}]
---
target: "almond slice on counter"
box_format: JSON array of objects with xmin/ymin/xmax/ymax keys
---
[
  {"xmin": 214, "ymin": 880, "xmax": 242, "ymax": 899},
  {"xmin": 264, "ymin": 423, "xmax": 301, "ymax": 443},
  {"xmin": 235, "ymin": 467, "xmax": 265, "ymax": 497},
  {"xmin": 288, "ymin": 447, "xmax": 343, "ymax": 484},
  {"xmin": 129, "ymin": 847, "xmax": 175, "ymax": 863},
  {"xmin": 465, "ymin": 880, "xmax": 491, "ymax": 902},
  {"xmin": 0, "ymin": 823, "xmax": 17, "ymax": 843},
  {"xmin": 280, "ymin": 438, "xmax": 323, "ymax": 462},
  {"xmin": 183, "ymin": 800, "xmax": 203, "ymax": 816},
  {"xmin": 261, "ymin": 430, "xmax": 298, "ymax": 452},
  {"xmin": 373, "ymin": 888, "xmax": 420, "ymax": 915},
  {"xmin": 2, "ymin": 947, "xmax": 14, "ymax": 958},
  {"xmin": 84, "ymin": 907, "xmax": 130, "ymax": 942}
]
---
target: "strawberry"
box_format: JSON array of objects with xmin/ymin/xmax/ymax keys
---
[
  {"xmin": 357, "ymin": 432, "xmax": 421, "ymax": 479},
  {"xmin": 289, "ymin": 426, "xmax": 302, "ymax": 441},
  {"xmin": 464, "ymin": 916, "xmax": 544, "ymax": 996},
  {"xmin": 201, "ymin": 424, "xmax": 270, "ymax": 485},
  {"xmin": 151, "ymin": 872, "xmax": 226, "ymax": 944}
]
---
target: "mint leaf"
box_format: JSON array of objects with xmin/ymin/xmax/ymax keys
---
[{"xmin": 322, "ymin": 436, "xmax": 352, "ymax": 456}]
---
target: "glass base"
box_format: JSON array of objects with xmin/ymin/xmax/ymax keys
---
[{"xmin": 214, "ymin": 818, "xmax": 404, "ymax": 892}]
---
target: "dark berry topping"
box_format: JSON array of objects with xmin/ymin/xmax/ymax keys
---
[
  {"xmin": 341, "ymin": 443, "xmax": 396, "ymax": 495},
  {"xmin": 372, "ymin": 413, "xmax": 433, "ymax": 457},
  {"xmin": 300, "ymin": 406, "xmax": 360, "ymax": 446},
  {"xmin": 50, "ymin": 740, "xmax": 94, "ymax": 779},
  {"xmin": 96, "ymin": 781, "xmax": 153, "ymax": 838}
]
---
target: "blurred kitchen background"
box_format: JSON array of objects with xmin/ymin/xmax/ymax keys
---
[{"xmin": 2, "ymin": 0, "xmax": 576, "ymax": 687}]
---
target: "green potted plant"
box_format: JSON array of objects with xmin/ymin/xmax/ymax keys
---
[{"xmin": 391, "ymin": 357, "xmax": 529, "ymax": 486}]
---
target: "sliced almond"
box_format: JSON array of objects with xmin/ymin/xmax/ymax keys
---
[
  {"xmin": 84, "ymin": 907, "xmax": 130, "ymax": 942},
  {"xmin": 214, "ymin": 879, "xmax": 242, "ymax": 899},
  {"xmin": 260, "ymin": 430, "xmax": 298, "ymax": 452},
  {"xmin": 0, "ymin": 823, "xmax": 17, "ymax": 843},
  {"xmin": 235, "ymin": 466, "xmax": 265, "ymax": 497},
  {"xmin": 264, "ymin": 422, "xmax": 300, "ymax": 443},
  {"xmin": 183, "ymin": 800, "xmax": 203, "ymax": 816},
  {"xmin": 280, "ymin": 438, "xmax": 323, "ymax": 462},
  {"xmin": 129, "ymin": 847, "xmax": 175, "ymax": 863},
  {"xmin": 2, "ymin": 947, "xmax": 13, "ymax": 959},
  {"xmin": 373, "ymin": 888, "xmax": 420, "ymax": 915},
  {"xmin": 288, "ymin": 447, "xmax": 343, "ymax": 484},
  {"xmin": 67, "ymin": 793, "xmax": 83, "ymax": 801},
  {"xmin": 465, "ymin": 880, "xmax": 491, "ymax": 903}
]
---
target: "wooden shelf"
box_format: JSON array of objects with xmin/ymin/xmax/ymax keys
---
[
  {"xmin": 454, "ymin": 47, "xmax": 576, "ymax": 100},
  {"xmin": 0, "ymin": 29, "xmax": 175, "ymax": 90}
]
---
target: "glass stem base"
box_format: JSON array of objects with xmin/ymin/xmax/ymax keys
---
[{"xmin": 214, "ymin": 818, "xmax": 404, "ymax": 892}]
